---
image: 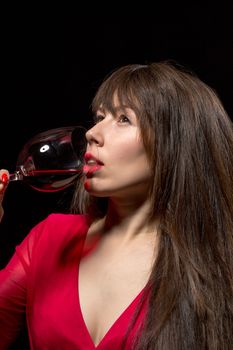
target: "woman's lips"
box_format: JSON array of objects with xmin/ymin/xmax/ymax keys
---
[
  {"xmin": 83, "ymin": 164, "xmax": 103, "ymax": 177},
  {"xmin": 83, "ymin": 152, "xmax": 104, "ymax": 177},
  {"xmin": 84, "ymin": 152, "xmax": 104, "ymax": 165}
]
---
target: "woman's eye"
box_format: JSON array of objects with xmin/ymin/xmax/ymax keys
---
[
  {"xmin": 94, "ymin": 115, "xmax": 105, "ymax": 124},
  {"xmin": 118, "ymin": 115, "xmax": 130, "ymax": 123}
]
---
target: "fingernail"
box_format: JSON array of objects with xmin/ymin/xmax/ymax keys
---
[{"xmin": 1, "ymin": 173, "xmax": 9, "ymax": 184}]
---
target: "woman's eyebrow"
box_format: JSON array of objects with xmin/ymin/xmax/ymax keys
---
[
  {"xmin": 95, "ymin": 105, "xmax": 136, "ymax": 118},
  {"xmin": 95, "ymin": 107, "xmax": 105, "ymax": 114}
]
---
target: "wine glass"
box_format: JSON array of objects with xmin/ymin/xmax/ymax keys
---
[{"xmin": 8, "ymin": 125, "xmax": 87, "ymax": 192}]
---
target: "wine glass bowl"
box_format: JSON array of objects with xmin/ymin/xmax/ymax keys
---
[{"xmin": 9, "ymin": 126, "xmax": 87, "ymax": 192}]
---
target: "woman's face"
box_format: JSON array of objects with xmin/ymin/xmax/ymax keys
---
[{"xmin": 84, "ymin": 102, "xmax": 151, "ymax": 200}]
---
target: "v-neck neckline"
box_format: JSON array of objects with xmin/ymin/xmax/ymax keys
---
[
  {"xmin": 76, "ymin": 228, "xmax": 146, "ymax": 349},
  {"xmin": 77, "ymin": 277, "xmax": 145, "ymax": 348}
]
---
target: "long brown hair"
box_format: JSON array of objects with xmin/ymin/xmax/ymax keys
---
[{"xmin": 71, "ymin": 61, "xmax": 233, "ymax": 349}]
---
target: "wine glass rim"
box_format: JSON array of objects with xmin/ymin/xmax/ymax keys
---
[{"xmin": 25, "ymin": 125, "xmax": 86, "ymax": 143}]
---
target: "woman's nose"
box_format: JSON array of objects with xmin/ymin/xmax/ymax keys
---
[{"xmin": 85, "ymin": 124, "xmax": 104, "ymax": 146}]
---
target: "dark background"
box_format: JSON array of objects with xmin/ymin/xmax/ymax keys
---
[{"xmin": 1, "ymin": 8, "xmax": 232, "ymax": 349}]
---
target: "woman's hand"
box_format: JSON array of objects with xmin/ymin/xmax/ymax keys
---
[{"xmin": 0, "ymin": 169, "xmax": 9, "ymax": 222}]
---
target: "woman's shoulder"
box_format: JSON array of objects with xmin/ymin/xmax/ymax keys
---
[
  {"xmin": 36, "ymin": 213, "xmax": 90, "ymax": 239},
  {"xmin": 23, "ymin": 213, "xmax": 91, "ymax": 262},
  {"xmin": 43, "ymin": 212, "xmax": 90, "ymax": 228},
  {"xmin": 27, "ymin": 213, "xmax": 90, "ymax": 249}
]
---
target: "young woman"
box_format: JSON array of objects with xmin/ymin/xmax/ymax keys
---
[{"xmin": 0, "ymin": 61, "xmax": 233, "ymax": 349}]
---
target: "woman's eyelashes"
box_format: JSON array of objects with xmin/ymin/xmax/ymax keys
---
[
  {"xmin": 118, "ymin": 114, "xmax": 131, "ymax": 124},
  {"xmin": 93, "ymin": 114, "xmax": 105, "ymax": 124},
  {"xmin": 93, "ymin": 114, "xmax": 131, "ymax": 125}
]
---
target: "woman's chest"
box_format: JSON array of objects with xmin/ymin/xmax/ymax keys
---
[{"xmin": 78, "ymin": 240, "xmax": 153, "ymax": 346}]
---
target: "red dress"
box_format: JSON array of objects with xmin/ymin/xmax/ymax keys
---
[{"xmin": 0, "ymin": 214, "xmax": 148, "ymax": 349}]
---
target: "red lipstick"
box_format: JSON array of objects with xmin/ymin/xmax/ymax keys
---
[
  {"xmin": 83, "ymin": 152, "xmax": 104, "ymax": 176},
  {"xmin": 84, "ymin": 152, "xmax": 104, "ymax": 165}
]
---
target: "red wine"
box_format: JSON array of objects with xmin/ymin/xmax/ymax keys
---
[{"xmin": 24, "ymin": 169, "xmax": 82, "ymax": 192}]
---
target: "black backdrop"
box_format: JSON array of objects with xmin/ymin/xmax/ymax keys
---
[{"xmin": 0, "ymin": 9, "xmax": 232, "ymax": 349}]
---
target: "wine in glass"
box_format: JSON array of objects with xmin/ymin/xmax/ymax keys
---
[{"xmin": 8, "ymin": 126, "xmax": 87, "ymax": 192}]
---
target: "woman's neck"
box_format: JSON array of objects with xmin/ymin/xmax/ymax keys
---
[{"xmin": 102, "ymin": 197, "xmax": 159, "ymax": 241}]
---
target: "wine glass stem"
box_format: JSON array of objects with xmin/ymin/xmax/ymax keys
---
[{"xmin": 9, "ymin": 171, "xmax": 24, "ymax": 182}]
